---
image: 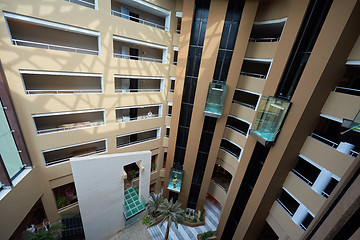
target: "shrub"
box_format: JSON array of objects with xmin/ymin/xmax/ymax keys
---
[
  {"xmin": 56, "ymin": 196, "xmax": 67, "ymax": 209},
  {"xmin": 142, "ymin": 215, "xmax": 153, "ymax": 226},
  {"xmin": 190, "ymin": 218, "xmax": 197, "ymax": 223},
  {"xmin": 199, "ymin": 209, "xmax": 205, "ymax": 222}
]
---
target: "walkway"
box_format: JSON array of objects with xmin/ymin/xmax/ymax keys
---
[
  {"xmin": 147, "ymin": 198, "xmax": 221, "ymax": 240},
  {"xmin": 109, "ymin": 218, "xmax": 151, "ymax": 240}
]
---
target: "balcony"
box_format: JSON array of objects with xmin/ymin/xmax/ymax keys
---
[
  {"xmin": 211, "ymin": 164, "xmax": 232, "ymax": 193},
  {"xmin": 53, "ymin": 182, "xmax": 78, "ymax": 211},
  {"xmin": 33, "ymin": 109, "xmax": 105, "ymax": 135},
  {"xmin": 115, "ymin": 76, "xmax": 164, "ymax": 93},
  {"xmin": 291, "ymin": 157, "xmax": 320, "ymax": 187},
  {"xmin": 5, "ymin": 12, "xmax": 99, "ymax": 55},
  {"xmin": 232, "ymin": 89, "xmax": 261, "ymax": 110},
  {"xmin": 111, "ymin": 0, "xmax": 170, "ymax": 31},
  {"xmin": 226, "ymin": 115, "xmax": 250, "ymax": 136},
  {"xmin": 220, "ymin": 138, "xmax": 242, "ymax": 160},
  {"xmin": 277, "ymin": 189, "xmax": 299, "ymax": 217},
  {"xmin": 20, "ymin": 71, "xmax": 103, "ymax": 95},
  {"xmin": 116, "ymin": 105, "xmax": 162, "ymax": 123},
  {"xmin": 249, "ymin": 19, "xmax": 286, "ymax": 42},
  {"xmin": 117, "ymin": 128, "xmax": 159, "ymax": 148},
  {"xmin": 113, "ymin": 36, "xmax": 167, "ymax": 63},
  {"xmin": 334, "ymin": 64, "xmax": 360, "ymax": 97},
  {"xmin": 42, "ymin": 139, "xmax": 107, "ymax": 166},
  {"xmin": 240, "ymin": 58, "xmax": 272, "ymax": 79},
  {"xmin": 65, "ymin": 0, "xmax": 96, "ymax": 9},
  {"xmin": 311, "ymin": 116, "xmax": 359, "ymax": 157}
]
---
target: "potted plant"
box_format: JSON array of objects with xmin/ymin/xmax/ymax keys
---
[
  {"xmin": 56, "ymin": 196, "xmax": 67, "ymax": 209},
  {"xmin": 151, "ymin": 163, "xmax": 156, "ymax": 171}
]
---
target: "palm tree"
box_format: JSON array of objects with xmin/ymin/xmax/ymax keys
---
[
  {"xmin": 147, "ymin": 192, "xmax": 164, "ymax": 218},
  {"xmin": 23, "ymin": 221, "xmax": 62, "ymax": 240},
  {"xmin": 158, "ymin": 198, "xmax": 185, "ymax": 240}
]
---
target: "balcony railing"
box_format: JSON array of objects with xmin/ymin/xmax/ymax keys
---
[
  {"xmin": 334, "ymin": 86, "xmax": 360, "ymax": 96},
  {"xmin": 276, "ymin": 199, "xmax": 295, "ymax": 217},
  {"xmin": 12, "ymin": 39, "xmax": 99, "ymax": 55},
  {"xmin": 310, "ymin": 133, "xmax": 358, "ymax": 157},
  {"xmin": 249, "ymin": 37, "xmax": 280, "ymax": 42},
  {"xmin": 116, "ymin": 114, "xmax": 159, "ymax": 123},
  {"xmin": 37, "ymin": 121, "xmax": 104, "ymax": 135},
  {"xmin": 291, "ymin": 169, "xmax": 313, "ymax": 187},
  {"xmin": 113, "ymin": 53, "xmax": 162, "ymax": 63},
  {"xmin": 211, "ymin": 179, "xmax": 227, "ymax": 192},
  {"xmin": 46, "ymin": 147, "xmax": 106, "ymax": 166},
  {"xmin": 111, "ymin": 10, "xmax": 167, "ymax": 31},
  {"xmin": 240, "ymin": 71, "xmax": 267, "ymax": 79},
  {"xmin": 232, "ymin": 100, "xmax": 256, "ymax": 110},
  {"xmin": 220, "ymin": 147, "xmax": 239, "ymax": 160},
  {"xmin": 115, "ymin": 88, "xmax": 161, "ymax": 93},
  {"xmin": 65, "ymin": 0, "xmax": 95, "ymax": 9},
  {"xmin": 26, "ymin": 89, "xmax": 102, "ymax": 95},
  {"xmin": 117, "ymin": 136, "xmax": 158, "ymax": 148}
]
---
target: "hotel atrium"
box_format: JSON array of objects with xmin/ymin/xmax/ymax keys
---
[{"xmin": 0, "ymin": 0, "xmax": 359, "ymax": 239}]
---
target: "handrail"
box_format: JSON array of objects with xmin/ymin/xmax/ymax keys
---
[
  {"xmin": 111, "ymin": 10, "xmax": 168, "ymax": 31},
  {"xmin": 249, "ymin": 37, "xmax": 280, "ymax": 42},
  {"xmin": 276, "ymin": 199, "xmax": 295, "ymax": 217},
  {"xmin": 117, "ymin": 114, "xmax": 159, "ymax": 123},
  {"xmin": 176, "ymin": 30, "xmax": 180, "ymax": 34},
  {"xmin": 225, "ymin": 124, "xmax": 248, "ymax": 136},
  {"xmin": 37, "ymin": 121, "xmax": 104, "ymax": 134},
  {"xmin": 240, "ymin": 71, "xmax": 267, "ymax": 79},
  {"xmin": 26, "ymin": 89, "xmax": 102, "ymax": 95},
  {"xmin": 46, "ymin": 147, "xmax": 106, "ymax": 166},
  {"xmin": 321, "ymin": 191, "xmax": 329, "ymax": 198},
  {"xmin": 173, "ymin": 61, "xmax": 177, "ymax": 65},
  {"xmin": 211, "ymin": 179, "xmax": 227, "ymax": 192},
  {"xmin": 113, "ymin": 53, "xmax": 163, "ymax": 63},
  {"xmin": 12, "ymin": 39, "xmax": 99, "ymax": 55},
  {"xmin": 220, "ymin": 147, "xmax": 239, "ymax": 159},
  {"xmin": 232, "ymin": 100, "xmax": 256, "ymax": 110},
  {"xmin": 310, "ymin": 133, "xmax": 358, "ymax": 157},
  {"xmin": 65, "ymin": 0, "xmax": 95, "ymax": 8},
  {"xmin": 115, "ymin": 88, "xmax": 161, "ymax": 93},
  {"xmin": 117, "ymin": 136, "xmax": 158, "ymax": 148},
  {"xmin": 334, "ymin": 86, "xmax": 360, "ymax": 96},
  {"xmin": 292, "ymin": 169, "xmax": 313, "ymax": 186},
  {"xmin": 311, "ymin": 133, "xmax": 339, "ymax": 148}
]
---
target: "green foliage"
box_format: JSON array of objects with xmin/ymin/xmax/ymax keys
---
[
  {"xmin": 147, "ymin": 193, "xmax": 164, "ymax": 218},
  {"xmin": 130, "ymin": 169, "xmax": 136, "ymax": 179},
  {"xmin": 56, "ymin": 196, "xmax": 67, "ymax": 209},
  {"xmin": 23, "ymin": 221, "xmax": 62, "ymax": 240},
  {"xmin": 190, "ymin": 218, "xmax": 197, "ymax": 223},
  {"xmin": 158, "ymin": 198, "xmax": 186, "ymax": 240},
  {"xmin": 151, "ymin": 163, "xmax": 157, "ymax": 171},
  {"xmin": 142, "ymin": 215, "xmax": 153, "ymax": 226},
  {"xmin": 200, "ymin": 231, "xmax": 214, "ymax": 240}
]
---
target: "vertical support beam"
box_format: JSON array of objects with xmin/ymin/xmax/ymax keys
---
[
  {"xmin": 0, "ymin": 63, "xmax": 32, "ymax": 167},
  {"xmin": 0, "ymin": 155, "xmax": 12, "ymax": 187}
]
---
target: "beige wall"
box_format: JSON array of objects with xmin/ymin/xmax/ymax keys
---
[{"xmin": 0, "ymin": 0, "xmax": 177, "ymax": 237}]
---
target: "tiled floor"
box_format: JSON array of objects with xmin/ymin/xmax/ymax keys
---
[
  {"xmin": 109, "ymin": 219, "xmax": 151, "ymax": 240},
  {"xmin": 147, "ymin": 198, "xmax": 221, "ymax": 240}
]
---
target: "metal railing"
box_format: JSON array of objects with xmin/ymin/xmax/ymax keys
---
[
  {"xmin": 249, "ymin": 37, "xmax": 280, "ymax": 42},
  {"xmin": 26, "ymin": 89, "xmax": 102, "ymax": 95},
  {"xmin": 240, "ymin": 71, "xmax": 267, "ymax": 79},
  {"xmin": 211, "ymin": 179, "xmax": 227, "ymax": 192},
  {"xmin": 117, "ymin": 136, "xmax": 158, "ymax": 148},
  {"xmin": 292, "ymin": 169, "xmax": 314, "ymax": 187},
  {"xmin": 232, "ymin": 100, "xmax": 256, "ymax": 110},
  {"xmin": 116, "ymin": 114, "xmax": 159, "ymax": 123},
  {"xmin": 173, "ymin": 61, "xmax": 177, "ymax": 65},
  {"xmin": 176, "ymin": 30, "xmax": 180, "ymax": 34},
  {"xmin": 225, "ymin": 124, "xmax": 248, "ymax": 136},
  {"xmin": 37, "ymin": 121, "xmax": 104, "ymax": 135},
  {"xmin": 321, "ymin": 191, "xmax": 329, "ymax": 198},
  {"xmin": 12, "ymin": 39, "xmax": 99, "ymax": 55},
  {"xmin": 311, "ymin": 133, "xmax": 358, "ymax": 157},
  {"xmin": 334, "ymin": 86, "xmax": 360, "ymax": 96},
  {"xmin": 46, "ymin": 147, "xmax": 106, "ymax": 166},
  {"xmin": 276, "ymin": 199, "xmax": 295, "ymax": 217},
  {"xmin": 111, "ymin": 10, "xmax": 168, "ymax": 31},
  {"xmin": 113, "ymin": 53, "xmax": 163, "ymax": 63},
  {"xmin": 220, "ymin": 147, "xmax": 240, "ymax": 159},
  {"xmin": 65, "ymin": 0, "xmax": 95, "ymax": 9},
  {"xmin": 115, "ymin": 88, "xmax": 161, "ymax": 93}
]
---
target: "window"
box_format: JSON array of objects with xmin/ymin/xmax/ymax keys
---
[
  {"xmin": 52, "ymin": 182, "xmax": 77, "ymax": 210},
  {"xmin": 168, "ymin": 105, "xmax": 172, "ymax": 116},
  {"xmin": 249, "ymin": 19, "xmax": 286, "ymax": 42}
]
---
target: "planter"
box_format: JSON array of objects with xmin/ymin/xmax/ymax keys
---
[{"xmin": 197, "ymin": 231, "xmax": 216, "ymax": 240}]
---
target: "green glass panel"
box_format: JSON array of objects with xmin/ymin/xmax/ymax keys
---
[
  {"xmin": 251, "ymin": 96, "xmax": 291, "ymax": 144},
  {"xmin": 204, "ymin": 83, "xmax": 228, "ymax": 118},
  {"xmin": 0, "ymin": 100, "xmax": 23, "ymax": 179},
  {"xmin": 350, "ymin": 110, "xmax": 360, "ymax": 133}
]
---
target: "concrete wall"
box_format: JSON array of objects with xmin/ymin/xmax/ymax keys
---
[{"xmin": 70, "ymin": 151, "xmax": 151, "ymax": 240}]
